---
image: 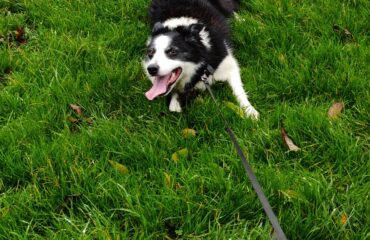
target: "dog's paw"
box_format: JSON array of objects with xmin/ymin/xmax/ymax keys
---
[
  {"xmin": 244, "ymin": 106, "xmax": 259, "ymax": 120},
  {"xmin": 169, "ymin": 100, "xmax": 182, "ymax": 113}
]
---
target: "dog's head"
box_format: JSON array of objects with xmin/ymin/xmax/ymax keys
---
[{"xmin": 143, "ymin": 22, "xmax": 207, "ymax": 100}]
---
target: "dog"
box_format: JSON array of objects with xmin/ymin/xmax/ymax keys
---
[{"xmin": 143, "ymin": 0, "xmax": 259, "ymax": 119}]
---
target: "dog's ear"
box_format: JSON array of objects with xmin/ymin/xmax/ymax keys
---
[
  {"xmin": 152, "ymin": 22, "xmax": 164, "ymax": 33},
  {"xmin": 185, "ymin": 23, "xmax": 204, "ymax": 43},
  {"xmin": 189, "ymin": 23, "xmax": 204, "ymax": 35}
]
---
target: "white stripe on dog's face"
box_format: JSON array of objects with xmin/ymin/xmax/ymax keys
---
[
  {"xmin": 147, "ymin": 35, "xmax": 182, "ymax": 77},
  {"xmin": 153, "ymin": 35, "xmax": 171, "ymax": 54},
  {"xmin": 163, "ymin": 17, "xmax": 198, "ymax": 29}
]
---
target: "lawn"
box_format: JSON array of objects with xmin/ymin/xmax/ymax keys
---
[{"xmin": 0, "ymin": 0, "xmax": 369, "ymax": 239}]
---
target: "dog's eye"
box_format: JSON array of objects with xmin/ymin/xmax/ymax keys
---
[
  {"xmin": 167, "ymin": 48, "xmax": 177, "ymax": 57},
  {"xmin": 147, "ymin": 48, "xmax": 155, "ymax": 58}
]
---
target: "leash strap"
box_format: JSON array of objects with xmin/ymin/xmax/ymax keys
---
[{"xmin": 201, "ymin": 66, "xmax": 287, "ymax": 240}]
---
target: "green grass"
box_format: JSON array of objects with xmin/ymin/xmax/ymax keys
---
[{"xmin": 0, "ymin": 0, "xmax": 369, "ymax": 239}]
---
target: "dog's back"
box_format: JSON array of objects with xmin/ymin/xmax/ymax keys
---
[{"xmin": 149, "ymin": 0, "xmax": 239, "ymax": 27}]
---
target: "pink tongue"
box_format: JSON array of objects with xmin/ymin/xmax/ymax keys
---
[{"xmin": 145, "ymin": 75, "xmax": 171, "ymax": 100}]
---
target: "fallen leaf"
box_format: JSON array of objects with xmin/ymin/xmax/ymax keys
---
[
  {"xmin": 281, "ymin": 189, "xmax": 299, "ymax": 199},
  {"xmin": 67, "ymin": 104, "xmax": 94, "ymax": 129},
  {"xmin": 67, "ymin": 116, "xmax": 80, "ymax": 124},
  {"xmin": 164, "ymin": 172, "xmax": 171, "ymax": 187},
  {"xmin": 224, "ymin": 101, "xmax": 245, "ymax": 118},
  {"xmin": 182, "ymin": 128, "xmax": 196, "ymax": 138},
  {"xmin": 344, "ymin": 28, "xmax": 353, "ymax": 38},
  {"xmin": 340, "ymin": 213, "xmax": 348, "ymax": 225},
  {"xmin": 15, "ymin": 26, "xmax": 26, "ymax": 44},
  {"xmin": 328, "ymin": 102, "xmax": 344, "ymax": 120},
  {"xmin": 108, "ymin": 160, "xmax": 129, "ymax": 174},
  {"xmin": 171, "ymin": 148, "xmax": 189, "ymax": 162},
  {"xmin": 281, "ymin": 128, "xmax": 300, "ymax": 152},
  {"xmin": 69, "ymin": 104, "xmax": 82, "ymax": 116},
  {"xmin": 278, "ymin": 53, "xmax": 287, "ymax": 65},
  {"xmin": 332, "ymin": 24, "xmax": 355, "ymax": 43}
]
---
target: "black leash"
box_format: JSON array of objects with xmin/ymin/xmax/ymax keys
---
[{"xmin": 201, "ymin": 65, "xmax": 287, "ymax": 240}]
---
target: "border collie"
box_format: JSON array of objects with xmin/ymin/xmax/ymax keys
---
[{"xmin": 143, "ymin": 0, "xmax": 259, "ymax": 119}]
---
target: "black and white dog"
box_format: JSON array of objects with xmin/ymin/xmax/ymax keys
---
[{"xmin": 143, "ymin": 0, "xmax": 259, "ymax": 119}]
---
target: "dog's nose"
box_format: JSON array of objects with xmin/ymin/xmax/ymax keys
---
[{"xmin": 147, "ymin": 64, "xmax": 159, "ymax": 76}]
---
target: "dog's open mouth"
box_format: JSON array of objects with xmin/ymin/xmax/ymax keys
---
[{"xmin": 145, "ymin": 68, "xmax": 182, "ymax": 100}]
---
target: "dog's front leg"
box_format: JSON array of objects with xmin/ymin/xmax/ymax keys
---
[
  {"xmin": 169, "ymin": 93, "xmax": 182, "ymax": 112},
  {"xmin": 214, "ymin": 54, "xmax": 259, "ymax": 119}
]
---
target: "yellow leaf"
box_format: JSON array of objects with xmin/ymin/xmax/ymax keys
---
[
  {"xmin": 182, "ymin": 128, "xmax": 196, "ymax": 138},
  {"xmin": 67, "ymin": 116, "xmax": 79, "ymax": 124},
  {"xmin": 340, "ymin": 213, "xmax": 348, "ymax": 225},
  {"xmin": 328, "ymin": 102, "xmax": 344, "ymax": 120},
  {"xmin": 171, "ymin": 148, "xmax": 189, "ymax": 162},
  {"xmin": 224, "ymin": 101, "xmax": 245, "ymax": 118},
  {"xmin": 108, "ymin": 160, "xmax": 129, "ymax": 174},
  {"xmin": 164, "ymin": 172, "xmax": 171, "ymax": 187},
  {"xmin": 278, "ymin": 53, "xmax": 287, "ymax": 65},
  {"xmin": 281, "ymin": 189, "xmax": 299, "ymax": 199}
]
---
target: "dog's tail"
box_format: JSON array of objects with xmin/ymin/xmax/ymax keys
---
[{"xmin": 208, "ymin": 0, "xmax": 240, "ymax": 17}]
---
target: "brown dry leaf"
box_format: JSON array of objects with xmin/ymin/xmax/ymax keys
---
[
  {"xmin": 328, "ymin": 102, "xmax": 344, "ymax": 120},
  {"xmin": 340, "ymin": 213, "xmax": 348, "ymax": 225},
  {"xmin": 332, "ymin": 24, "xmax": 355, "ymax": 43},
  {"xmin": 69, "ymin": 104, "xmax": 82, "ymax": 116},
  {"xmin": 15, "ymin": 27, "xmax": 26, "ymax": 44},
  {"xmin": 224, "ymin": 101, "xmax": 245, "ymax": 118},
  {"xmin": 164, "ymin": 172, "xmax": 171, "ymax": 187},
  {"xmin": 344, "ymin": 28, "xmax": 353, "ymax": 39},
  {"xmin": 171, "ymin": 148, "xmax": 189, "ymax": 162},
  {"xmin": 281, "ymin": 128, "xmax": 300, "ymax": 152},
  {"xmin": 182, "ymin": 128, "xmax": 196, "ymax": 138},
  {"xmin": 108, "ymin": 160, "xmax": 129, "ymax": 174}
]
